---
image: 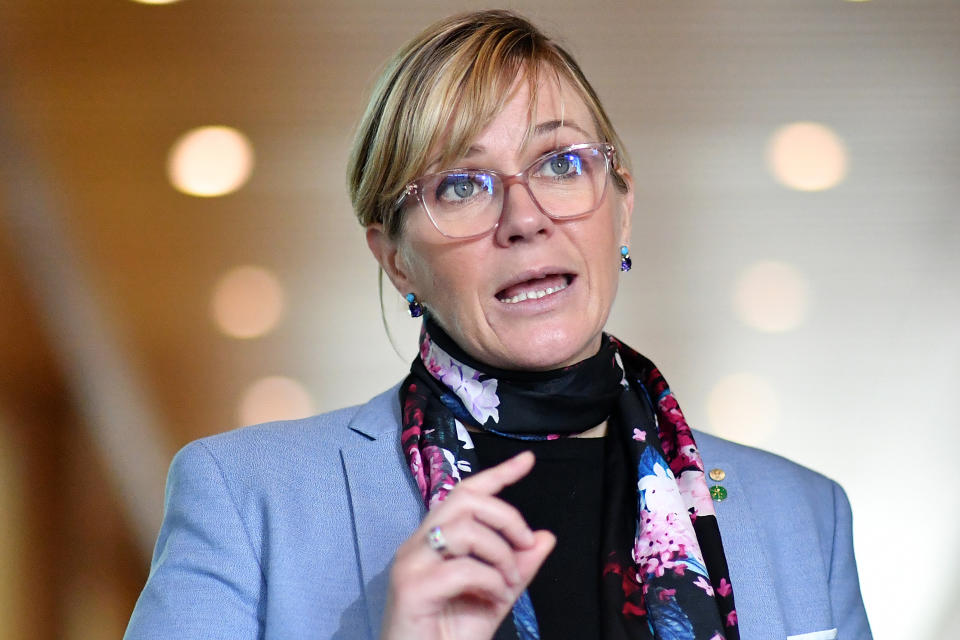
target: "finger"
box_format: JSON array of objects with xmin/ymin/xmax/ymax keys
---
[
  {"xmin": 471, "ymin": 500, "xmax": 535, "ymax": 551},
  {"xmin": 428, "ymin": 515, "xmax": 522, "ymax": 585},
  {"xmin": 393, "ymin": 556, "xmax": 515, "ymax": 611},
  {"xmin": 515, "ymin": 530, "xmax": 556, "ymax": 588},
  {"xmin": 423, "ymin": 489, "xmax": 534, "ymax": 550},
  {"xmin": 459, "ymin": 450, "xmax": 534, "ymax": 496},
  {"xmin": 433, "ymin": 557, "xmax": 515, "ymax": 606}
]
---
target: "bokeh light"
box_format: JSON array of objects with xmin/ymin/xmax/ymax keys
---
[
  {"xmin": 767, "ymin": 121, "xmax": 848, "ymax": 191},
  {"xmin": 706, "ymin": 373, "xmax": 780, "ymax": 446},
  {"xmin": 733, "ymin": 260, "xmax": 812, "ymax": 333},
  {"xmin": 211, "ymin": 266, "xmax": 285, "ymax": 339},
  {"xmin": 237, "ymin": 376, "xmax": 314, "ymax": 426},
  {"xmin": 167, "ymin": 126, "xmax": 254, "ymax": 197}
]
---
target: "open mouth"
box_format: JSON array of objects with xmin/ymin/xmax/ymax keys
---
[{"xmin": 495, "ymin": 273, "xmax": 574, "ymax": 305}]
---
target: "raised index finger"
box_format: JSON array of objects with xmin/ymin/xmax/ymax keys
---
[{"xmin": 459, "ymin": 450, "xmax": 534, "ymax": 495}]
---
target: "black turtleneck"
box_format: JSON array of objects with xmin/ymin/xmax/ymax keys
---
[{"xmin": 470, "ymin": 430, "xmax": 609, "ymax": 639}]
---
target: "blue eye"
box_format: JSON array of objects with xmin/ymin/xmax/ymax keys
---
[
  {"xmin": 453, "ymin": 178, "xmax": 474, "ymax": 198},
  {"xmin": 542, "ymin": 152, "xmax": 582, "ymax": 177},
  {"xmin": 435, "ymin": 173, "xmax": 493, "ymax": 203}
]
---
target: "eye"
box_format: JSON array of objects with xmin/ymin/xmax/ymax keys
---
[
  {"xmin": 435, "ymin": 173, "xmax": 492, "ymax": 203},
  {"xmin": 539, "ymin": 151, "xmax": 583, "ymax": 178}
]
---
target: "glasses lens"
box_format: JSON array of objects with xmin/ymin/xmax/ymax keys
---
[
  {"xmin": 421, "ymin": 171, "xmax": 501, "ymax": 238},
  {"xmin": 528, "ymin": 146, "xmax": 608, "ymax": 218},
  {"xmin": 412, "ymin": 145, "xmax": 612, "ymax": 238}
]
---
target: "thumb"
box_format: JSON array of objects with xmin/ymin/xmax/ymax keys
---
[{"xmin": 515, "ymin": 530, "xmax": 556, "ymax": 588}]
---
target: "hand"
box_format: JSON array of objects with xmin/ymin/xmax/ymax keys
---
[{"xmin": 380, "ymin": 451, "xmax": 555, "ymax": 640}]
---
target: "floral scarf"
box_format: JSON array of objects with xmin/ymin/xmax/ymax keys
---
[{"xmin": 400, "ymin": 317, "xmax": 739, "ymax": 640}]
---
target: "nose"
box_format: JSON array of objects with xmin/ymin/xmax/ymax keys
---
[{"xmin": 493, "ymin": 180, "xmax": 554, "ymax": 246}]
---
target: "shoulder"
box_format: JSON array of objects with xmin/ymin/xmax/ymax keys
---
[
  {"xmin": 693, "ymin": 430, "xmax": 848, "ymax": 564},
  {"xmin": 169, "ymin": 384, "xmax": 402, "ymax": 499},
  {"xmin": 186, "ymin": 384, "xmax": 400, "ymax": 459},
  {"xmin": 691, "ymin": 433, "xmax": 870, "ymax": 636},
  {"xmin": 693, "ymin": 429, "xmax": 839, "ymax": 496},
  {"xmin": 131, "ymin": 389, "xmax": 405, "ymax": 639},
  {"xmin": 692, "ymin": 429, "xmax": 847, "ymax": 546}
]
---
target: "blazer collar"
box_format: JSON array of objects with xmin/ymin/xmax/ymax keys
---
[
  {"xmin": 340, "ymin": 385, "xmax": 424, "ymax": 637},
  {"xmin": 346, "ymin": 384, "xmax": 404, "ymax": 440},
  {"xmin": 695, "ymin": 432, "xmax": 786, "ymax": 639}
]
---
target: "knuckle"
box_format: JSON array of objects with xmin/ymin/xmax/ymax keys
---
[
  {"xmin": 501, "ymin": 502, "xmax": 525, "ymax": 524},
  {"xmin": 440, "ymin": 487, "xmax": 474, "ymax": 513},
  {"xmin": 456, "ymin": 560, "xmax": 495, "ymax": 586}
]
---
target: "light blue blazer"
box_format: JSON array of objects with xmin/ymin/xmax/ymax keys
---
[{"xmin": 124, "ymin": 386, "xmax": 872, "ymax": 640}]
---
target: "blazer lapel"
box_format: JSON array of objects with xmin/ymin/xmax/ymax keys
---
[
  {"xmin": 699, "ymin": 448, "xmax": 787, "ymax": 639},
  {"xmin": 340, "ymin": 387, "xmax": 425, "ymax": 637}
]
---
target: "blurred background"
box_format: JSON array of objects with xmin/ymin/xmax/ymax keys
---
[{"xmin": 0, "ymin": 0, "xmax": 957, "ymax": 638}]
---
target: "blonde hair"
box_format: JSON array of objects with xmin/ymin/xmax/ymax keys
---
[{"xmin": 347, "ymin": 9, "xmax": 630, "ymax": 238}]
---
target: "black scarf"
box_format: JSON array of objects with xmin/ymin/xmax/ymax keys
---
[{"xmin": 400, "ymin": 316, "xmax": 739, "ymax": 640}]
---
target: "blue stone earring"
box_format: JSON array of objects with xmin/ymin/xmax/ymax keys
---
[
  {"xmin": 620, "ymin": 246, "xmax": 632, "ymax": 272},
  {"xmin": 406, "ymin": 293, "xmax": 423, "ymax": 318}
]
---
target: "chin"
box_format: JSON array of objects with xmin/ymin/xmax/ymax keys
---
[{"xmin": 496, "ymin": 326, "xmax": 600, "ymax": 372}]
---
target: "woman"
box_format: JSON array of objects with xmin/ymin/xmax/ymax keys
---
[{"xmin": 125, "ymin": 10, "xmax": 871, "ymax": 640}]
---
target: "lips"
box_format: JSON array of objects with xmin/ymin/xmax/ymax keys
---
[{"xmin": 495, "ymin": 271, "xmax": 574, "ymax": 304}]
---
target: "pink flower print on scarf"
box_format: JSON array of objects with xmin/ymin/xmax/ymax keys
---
[
  {"xmin": 400, "ymin": 382, "xmax": 429, "ymax": 502},
  {"xmin": 678, "ymin": 467, "xmax": 717, "ymax": 520},
  {"xmin": 634, "ymin": 450, "xmax": 708, "ymax": 578},
  {"xmin": 421, "ymin": 332, "xmax": 500, "ymax": 425},
  {"xmin": 422, "ymin": 444, "xmax": 460, "ymax": 508}
]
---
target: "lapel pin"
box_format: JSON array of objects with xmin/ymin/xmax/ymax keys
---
[
  {"xmin": 709, "ymin": 485, "xmax": 728, "ymax": 502},
  {"xmin": 709, "ymin": 467, "xmax": 726, "ymax": 482}
]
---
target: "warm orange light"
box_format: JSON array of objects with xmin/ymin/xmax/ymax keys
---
[
  {"xmin": 167, "ymin": 126, "xmax": 254, "ymax": 197},
  {"xmin": 238, "ymin": 376, "xmax": 314, "ymax": 426},
  {"xmin": 767, "ymin": 122, "xmax": 848, "ymax": 191},
  {"xmin": 211, "ymin": 266, "xmax": 285, "ymax": 339}
]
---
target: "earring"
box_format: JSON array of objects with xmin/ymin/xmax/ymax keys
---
[
  {"xmin": 406, "ymin": 293, "xmax": 423, "ymax": 318},
  {"xmin": 620, "ymin": 246, "xmax": 632, "ymax": 272}
]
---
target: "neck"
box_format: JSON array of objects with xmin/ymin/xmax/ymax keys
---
[
  {"xmin": 466, "ymin": 420, "xmax": 608, "ymax": 439},
  {"xmin": 417, "ymin": 315, "xmax": 624, "ymax": 437},
  {"xmin": 576, "ymin": 421, "xmax": 608, "ymax": 438}
]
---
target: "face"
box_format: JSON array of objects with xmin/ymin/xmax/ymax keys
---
[{"xmin": 368, "ymin": 72, "xmax": 633, "ymax": 371}]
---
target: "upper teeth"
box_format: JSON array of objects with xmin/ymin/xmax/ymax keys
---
[{"xmin": 500, "ymin": 280, "xmax": 568, "ymax": 304}]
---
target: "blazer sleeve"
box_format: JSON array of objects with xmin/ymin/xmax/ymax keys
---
[
  {"xmin": 124, "ymin": 440, "xmax": 265, "ymax": 640},
  {"xmin": 830, "ymin": 481, "xmax": 873, "ymax": 639}
]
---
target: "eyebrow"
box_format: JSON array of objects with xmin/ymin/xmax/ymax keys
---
[
  {"xmin": 533, "ymin": 119, "xmax": 591, "ymax": 138},
  {"xmin": 456, "ymin": 119, "xmax": 593, "ymax": 161}
]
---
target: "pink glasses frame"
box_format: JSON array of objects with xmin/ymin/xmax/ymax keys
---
[{"xmin": 394, "ymin": 142, "xmax": 617, "ymax": 240}]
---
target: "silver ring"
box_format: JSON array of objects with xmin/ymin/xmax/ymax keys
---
[{"xmin": 426, "ymin": 526, "xmax": 452, "ymax": 558}]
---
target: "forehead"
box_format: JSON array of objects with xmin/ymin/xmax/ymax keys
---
[
  {"xmin": 430, "ymin": 69, "xmax": 600, "ymax": 171},
  {"xmin": 484, "ymin": 72, "xmax": 596, "ymax": 142}
]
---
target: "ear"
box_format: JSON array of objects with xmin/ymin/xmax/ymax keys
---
[
  {"xmin": 615, "ymin": 168, "xmax": 634, "ymax": 247},
  {"xmin": 366, "ymin": 224, "xmax": 414, "ymax": 295}
]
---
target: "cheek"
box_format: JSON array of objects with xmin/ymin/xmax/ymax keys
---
[
  {"xmin": 402, "ymin": 243, "xmax": 479, "ymax": 309},
  {"xmin": 585, "ymin": 214, "xmax": 622, "ymax": 267},
  {"xmin": 584, "ymin": 217, "xmax": 623, "ymax": 304}
]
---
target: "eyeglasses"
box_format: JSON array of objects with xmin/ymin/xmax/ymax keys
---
[{"xmin": 396, "ymin": 142, "xmax": 617, "ymax": 239}]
